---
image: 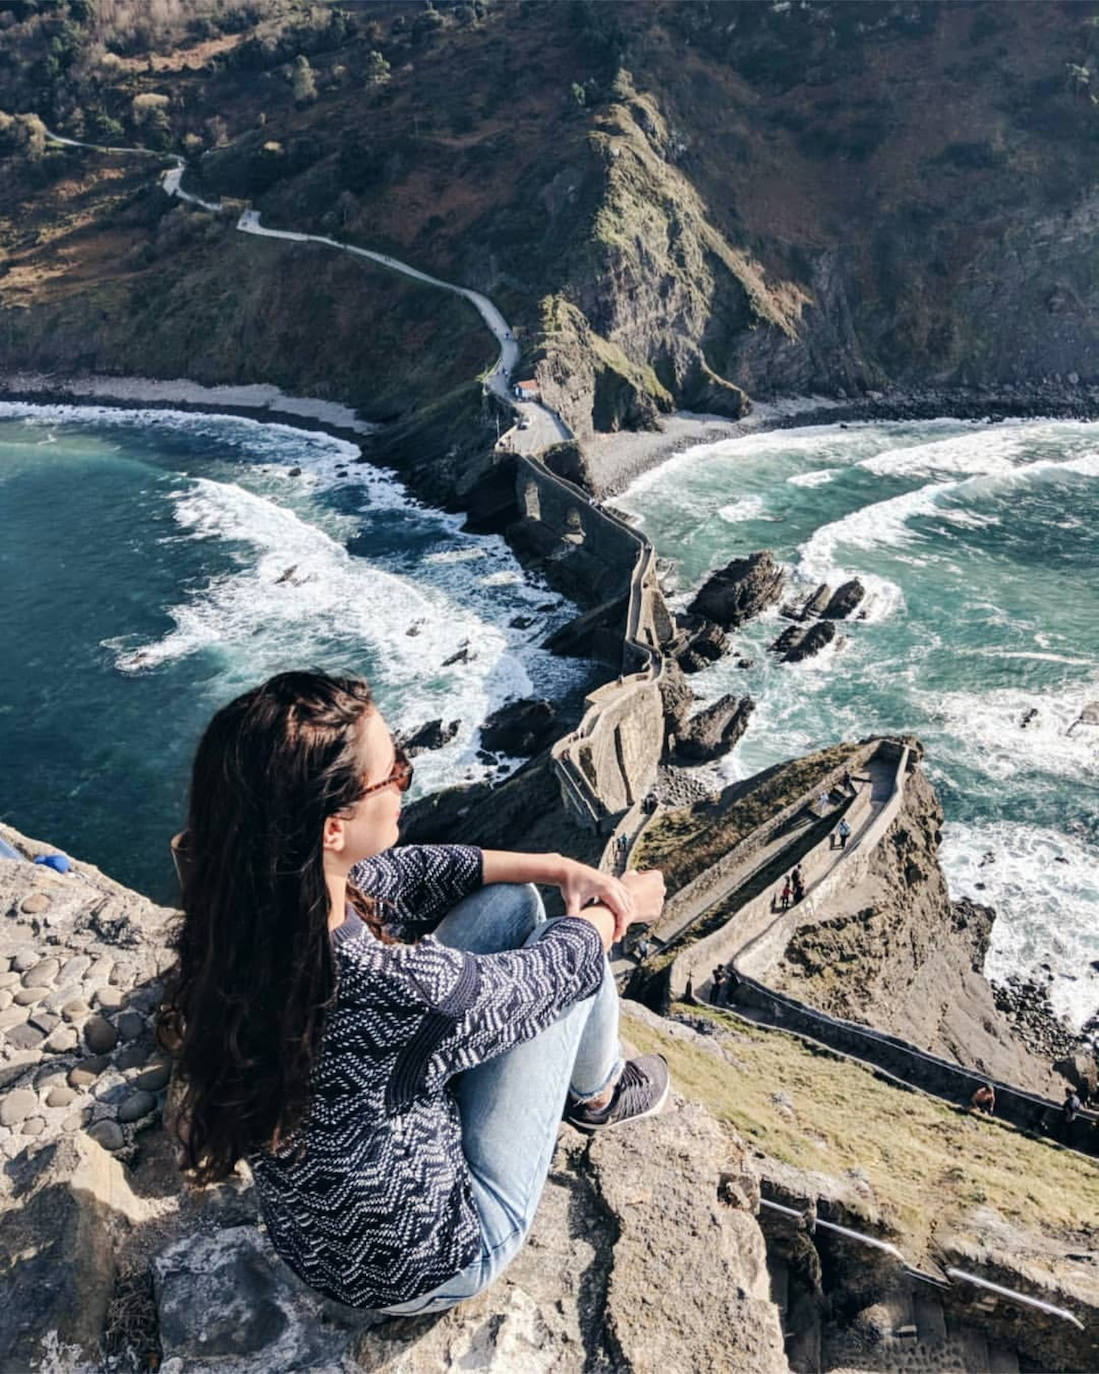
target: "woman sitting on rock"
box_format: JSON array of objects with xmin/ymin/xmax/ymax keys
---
[{"xmin": 160, "ymin": 670, "xmax": 668, "ymax": 1316}]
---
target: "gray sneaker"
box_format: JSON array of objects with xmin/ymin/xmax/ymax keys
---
[{"xmin": 565, "ymin": 1054, "xmax": 670, "ymax": 1133}]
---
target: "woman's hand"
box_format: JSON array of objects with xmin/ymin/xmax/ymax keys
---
[
  {"xmin": 620, "ymin": 868, "xmax": 666, "ymax": 925},
  {"xmin": 557, "ymin": 858, "xmax": 635, "ymax": 938}
]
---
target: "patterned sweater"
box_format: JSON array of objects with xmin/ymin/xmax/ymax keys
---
[{"xmin": 247, "ymin": 844, "xmax": 605, "ymax": 1309}]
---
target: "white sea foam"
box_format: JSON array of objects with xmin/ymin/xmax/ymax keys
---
[
  {"xmin": 940, "ymin": 820, "xmax": 1099, "ymax": 1028},
  {"xmin": 103, "ymin": 476, "xmax": 585, "ymax": 794},
  {"xmin": 717, "ymin": 496, "xmax": 765, "ymax": 522},
  {"xmin": 1, "ymin": 398, "xmax": 591, "ymax": 793},
  {"xmin": 787, "ymin": 468, "xmax": 839, "ymax": 488},
  {"xmin": 916, "ymin": 680, "xmax": 1099, "ymax": 788}
]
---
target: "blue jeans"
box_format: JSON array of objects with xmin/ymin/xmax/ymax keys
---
[{"xmin": 378, "ymin": 883, "xmax": 622, "ymax": 1316}]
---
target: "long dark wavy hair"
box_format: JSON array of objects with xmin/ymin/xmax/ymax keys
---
[{"xmin": 159, "ymin": 670, "xmax": 391, "ymax": 1184}]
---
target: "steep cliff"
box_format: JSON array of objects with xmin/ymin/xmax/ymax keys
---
[{"xmin": 770, "ymin": 765, "xmax": 1067, "ymax": 1096}]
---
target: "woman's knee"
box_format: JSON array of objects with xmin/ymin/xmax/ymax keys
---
[{"xmin": 435, "ymin": 882, "xmax": 545, "ymax": 955}]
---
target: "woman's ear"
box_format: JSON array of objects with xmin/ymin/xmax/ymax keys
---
[{"xmin": 322, "ymin": 815, "xmax": 345, "ymax": 854}]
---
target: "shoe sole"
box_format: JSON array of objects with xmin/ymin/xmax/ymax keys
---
[{"xmin": 565, "ymin": 1073, "xmax": 671, "ymax": 1135}]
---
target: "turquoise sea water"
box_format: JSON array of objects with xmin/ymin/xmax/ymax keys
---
[
  {"xmin": 0, "ymin": 404, "xmax": 593, "ymax": 906},
  {"xmin": 618, "ymin": 418, "xmax": 1099, "ymax": 1027}
]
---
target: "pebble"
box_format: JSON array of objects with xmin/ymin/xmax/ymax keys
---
[
  {"xmin": 62, "ymin": 999, "xmax": 90, "ymax": 1023},
  {"xmin": 0, "ymin": 991, "xmax": 11, "ymax": 1013},
  {"xmin": 11, "ymin": 950, "xmax": 38, "ymax": 973},
  {"xmin": 114, "ymin": 1043, "xmax": 147, "ymax": 1071},
  {"xmin": 0, "ymin": 972, "xmax": 20, "ymax": 989},
  {"xmin": 84, "ymin": 1015, "xmax": 118, "ymax": 1055},
  {"xmin": 0, "ymin": 1055, "xmax": 38, "ymax": 1090},
  {"xmin": 0, "ymin": 1006, "xmax": 27, "ymax": 1030},
  {"xmin": 86, "ymin": 956, "xmax": 114, "ymax": 984},
  {"xmin": 5, "ymin": 1023, "xmax": 46, "ymax": 1052},
  {"xmin": 87, "ymin": 1119, "xmax": 125, "ymax": 1151},
  {"xmin": 13, "ymin": 988, "xmax": 42, "ymax": 1007},
  {"xmin": 68, "ymin": 1056, "xmax": 110, "ymax": 1088},
  {"xmin": 95, "ymin": 986, "xmax": 124, "ymax": 1013},
  {"xmin": 0, "ymin": 1088, "xmax": 38, "ymax": 1126},
  {"xmin": 44, "ymin": 1026, "xmax": 79, "ymax": 1054},
  {"xmin": 29, "ymin": 1012, "xmax": 60, "ymax": 1035},
  {"xmin": 21, "ymin": 1117, "xmax": 46, "ymax": 1137},
  {"xmin": 118, "ymin": 1091, "xmax": 157, "ymax": 1123},
  {"xmin": 136, "ymin": 1062, "xmax": 171, "ymax": 1093},
  {"xmin": 117, "ymin": 1011, "xmax": 145, "ymax": 1042},
  {"xmin": 19, "ymin": 894, "xmax": 51, "ymax": 915},
  {"xmin": 109, "ymin": 962, "xmax": 136, "ymax": 988},
  {"xmin": 58, "ymin": 955, "xmax": 91, "ymax": 984},
  {"xmin": 21, "ymin": 958, "xmax": 59, "ymax": 989},
  {"xmin": 46, "ymin": 1085, "xmax": 77, "ymax": 1108},
  {"xmin": 61, "ymin": 1110, "xmax": 87, "ymax": 1132},
  {"xmin": 44, "ymin": 983, "xmax": 82, "ymax": 1013}
]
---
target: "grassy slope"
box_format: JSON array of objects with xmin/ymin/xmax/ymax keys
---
[
  {"xmin": 634, "ymin": 742, "xmax": 861, "ymax": 895},
  {"xmin": 626, "ymin": 1003, "xmax": 1099, "ymax": 1261}
]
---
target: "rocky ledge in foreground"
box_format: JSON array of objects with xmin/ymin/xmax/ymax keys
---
[{"xmin": 0, "ymin": 827, "xmax": 787, "ymax": 1373}]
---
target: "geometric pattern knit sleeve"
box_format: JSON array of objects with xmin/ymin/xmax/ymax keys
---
[
  {"xmin": 349, "ymin": 844, "xmax": 483, "ymax": 940},
  {"xmin": 340, "ymin": 917, "xmax": 605, "ymax": 1113}
]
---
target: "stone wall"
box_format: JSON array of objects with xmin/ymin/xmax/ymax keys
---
[{"xmin": 510, "ymin": 454, "xmax": 670, "ymax": 833}]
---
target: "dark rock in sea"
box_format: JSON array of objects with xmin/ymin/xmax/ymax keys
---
[
  {"xmin": 442, "ymin": 642, "xmax": 474, "ymax": 667},
  {"xmin": 674, "ymin": 612, "xmax": 729, "ymax": 673},
  {"xmin": 821, "ymin": 578, "xmax": 865, "ymax": 620},
  {"xmin": 403, "ymin": 718, "xmax": 460, "ymax": 757},
  {"xmin": 781, "ymin": 584, "xmax": 831, "ymax": 622},
  {"xmin": 509, "ymin": 615, "xmax": 535, "ymax": 630},
  {"xmin": 480, "ymin": 698, "xmax": 558, "ymax": 757},
  {"xmin": 674, "ymin": 695, "xmax": 755, "ymax": 764},
  {"xmin": 770, "ymin": 620, "xmax": 837, "ymax": 663},
  {"xmin": 287, "ymin": 466, "xmax": 302, "ymax": 477},
  {"xmin": 687, "ymin": 551, "xmax": 785, "ymax": 630},
  {"xmin": 405, "ymin": 620, "xmax": 424, "ymax": 637}
]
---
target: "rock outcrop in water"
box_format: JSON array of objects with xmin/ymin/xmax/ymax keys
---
[
  {"xmin": 821, "ymin": 579, "xmax": 866, "ymax": 620},
  {"xmin": 673, "ymin": 612, "xmax": 730, "ymax": 674},
  {"xmin": 673, "ymin": 695, "xmax": 756, "ymax": 765},
  {"xmin": 688, "ymin": 552, "xmax": 785, "ymax": 631},
  {"xmin": 480, "ymin": 697, "xmax": 559, "ymax": 758},
  {"xmin": 769, "ymin": 620, "xmax": 837, "ymax": 663}
]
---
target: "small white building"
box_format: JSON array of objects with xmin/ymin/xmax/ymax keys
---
[{"xmin": 513, "ymin": 379, "xmax": 540, "ymax": 401}]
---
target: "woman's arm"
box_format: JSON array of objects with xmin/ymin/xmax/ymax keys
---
[
  {"xmin": 481, "ymin": 849, "xmax": 633, "ymax": 926},
  {"xmin": 481, "ymin": 851, "xmax": 665, "ymax": 949}
]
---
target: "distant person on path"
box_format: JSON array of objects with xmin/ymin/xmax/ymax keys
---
[
  {"xmin": 780, "ymin": 876, "xmax": 792, "ymax": 911},
  {"xmin": 971, "ymin": 1082, "xmax": 996, "ymax": 1115},
  {"xmin": 161, "ymin": 670, "xmax": 670, "ymax": 1317},
  {"xmin": 791, "ymin": 867, "xmax": 805, "ymax": 904},
  {"xmin": 711, "ymin": 966, "xmax": 727, "ymax": 1006},
  {"xmin": 684, "ymin": 972, "xmax": 695, "ymax": 1004},
  {"xmin": 837, "ymin": 818, "xmax": 851, "ymax": 850},
  {"xmin": 841, "ymin": 769, "xmax": 854, "ymax": 795},
  {"xmin": 817, "ymin": 791, "xmax": 830, "ymax": 814},
  {"xmin": 1063, "ymin": 1088, "xmax": 1082, "ymax": 1131}
]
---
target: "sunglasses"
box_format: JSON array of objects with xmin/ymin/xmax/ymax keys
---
[{"xmin": 360, "ymin": 743, "xmax": 414, "ymax": 798}]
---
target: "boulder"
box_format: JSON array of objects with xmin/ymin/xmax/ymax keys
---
[
  {"xmin": 780, "ymin": 584, "xmax": 831, "ymax": 622},
  {"xmin": 688, "ymin": 551, "xmax": 785, "ymax": 630},
  {"xmin": 402, "ymin": 719, "xmax": 460, "ymax": 757},
  {"xmin": 770, "ymin": 620, "xmax": 837, "ymax": 663},
  {"xmin": 480, "ymin": 698, "xmax": 559, "ymax": 757},
  {"xmin": 0, "ymin": 1134, "xmax": 144, "ymax": 1368},
  {"xmin": 675, "ymin": 696, "xmax": 756, "ymax": 764},
  {"xmin": 821, "ymin": 579, "xmax": 866, "ymax": 620},
  {"xmin": 674, "ymin": 612, "xmax": 730, "ymax": 673}
]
